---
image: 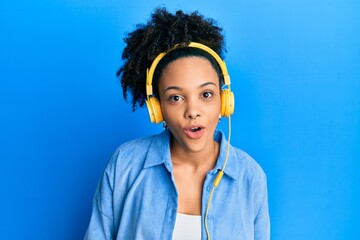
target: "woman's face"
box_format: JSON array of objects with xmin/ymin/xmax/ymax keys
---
[{"xmin": 158, "ymin": 56, "xmax": 221, "ymax": 154}]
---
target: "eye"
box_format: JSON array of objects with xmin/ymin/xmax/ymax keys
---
[
  {"xmin": 202, "ymin": 91, "xmax": 213, "ymax": 99},
  {"xmin": 169, "ymin": 95, "xmax": 183, "ymax": 102}
]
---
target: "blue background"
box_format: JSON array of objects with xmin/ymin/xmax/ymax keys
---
[{"xmin": 1, "ymin": 0, "xmax": 359, "ymax": 239}]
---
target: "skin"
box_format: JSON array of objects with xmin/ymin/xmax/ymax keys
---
[{"xmin": 158, "ymin": 56, "xmax": 221, "ymax": 215}]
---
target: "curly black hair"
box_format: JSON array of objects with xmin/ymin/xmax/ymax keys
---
[{"xmin": 117, "ymin": 7, "xmax": 226, "ymax": 111}]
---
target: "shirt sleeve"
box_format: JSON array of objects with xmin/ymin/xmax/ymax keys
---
[
  {"xmin": 254, "ymin": 173, "xmax": 270, "ymax": 240},
  {"xmin": 84, "ymin": 157, "xmax": 117, "ymax": 240}
]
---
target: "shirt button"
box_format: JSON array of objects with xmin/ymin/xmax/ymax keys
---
[{"xmin": 206, "ymin": 185, "xmax": 212, "ymax": 191}]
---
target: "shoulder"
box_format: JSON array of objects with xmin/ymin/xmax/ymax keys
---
[
  {"xmin": 233, "ymin": 147, "xmax": 266, "ymax": 181},
  {"xmin": 109, "ymin": 132, "xmax": 162, "ymax": 167},
  {"xmin": 115, "ymin": 134, "xmax": 157, "ymax": 159},
  {"xmin": 231, "ymin": 147, "xmax": 268, "ymax": 204},
  {"xmin": 103, "ymin": 131, "xmax": 169, "ymax": 180},
  {"xmin": 215, "ymin": 129, "xmax": 267, "ymax": 184}
]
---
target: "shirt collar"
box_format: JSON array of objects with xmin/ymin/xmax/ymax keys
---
[
  {"xmin": 143, "ymin": 129, "xmax": 173, "ymax": 171},
  {"xmin": 143, "ymin": 129, "xmax": 239, "ymax": 181}
]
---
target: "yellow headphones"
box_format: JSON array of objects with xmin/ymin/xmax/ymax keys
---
[{"xmin": 145, "ymin": 42, "xmax": 235, "ymax": 123}]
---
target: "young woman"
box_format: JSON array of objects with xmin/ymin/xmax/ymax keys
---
[{"xmin": 85, "ymin": 8, "xmax": 270, "ymax": 240}]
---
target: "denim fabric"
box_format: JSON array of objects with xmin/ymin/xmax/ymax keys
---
[{"xmin": 84, "ymin": 129, "xmax": 270, "ymax": 240}]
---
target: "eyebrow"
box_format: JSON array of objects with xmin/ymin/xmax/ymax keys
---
[{"xmin": 163, "ymin": 81, "xmax": 218, "ymax": 93}]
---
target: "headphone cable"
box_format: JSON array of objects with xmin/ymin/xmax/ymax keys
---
[{"xmin": 204, "ymin": 115, "xmax": 232, "ymax": 240}]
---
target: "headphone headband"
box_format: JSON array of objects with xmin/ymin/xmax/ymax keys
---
[{"xmin": 145, "ymin": 42, "xmax": 231, "ymax": 98}]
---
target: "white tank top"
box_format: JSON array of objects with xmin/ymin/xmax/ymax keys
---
[{"xmin": 172, "ymin": 213, "xmax": 202, "ymax": 240}]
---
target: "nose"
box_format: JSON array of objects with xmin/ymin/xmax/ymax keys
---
[{"xmin": 184, "ymin": 98, "xmax": 201, "ymax": 120}]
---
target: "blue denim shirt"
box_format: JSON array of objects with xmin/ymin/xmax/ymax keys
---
[{"xmin": 84, "ymin": 129, "xmax": 270, "ymax": 239}]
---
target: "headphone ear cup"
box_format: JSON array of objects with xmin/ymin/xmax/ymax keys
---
[
  {"xmin": 220, "ymin": 89, "xmax": 235, "ymax": 117},
  {"xmin": 145, "ymin": 97, "xmax": 164, "ymax": 124}
]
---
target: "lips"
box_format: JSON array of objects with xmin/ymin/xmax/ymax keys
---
[{"xmin": 184, "ymin": 125, "xmax": 205, "ymax": 139}]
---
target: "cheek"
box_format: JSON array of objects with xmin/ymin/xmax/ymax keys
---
[
  {"xmin": 212, "ymin": 94, "xmax": 222, "ymax": 110},
  {"xmin": 207, "ymin": 99, "xmax": 221, "ymax": 120},
  {"xmin": 160, "ymin": 102, "xmax": 177, "ymax": 123}
]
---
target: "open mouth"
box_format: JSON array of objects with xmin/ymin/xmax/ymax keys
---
[
  {"xmin": 189, "ymin": 127, "xmax": 202, "ymax": 132},
  {"xmin": 184, "ymin": 125, "xmax": 205, "ymax": 139}
]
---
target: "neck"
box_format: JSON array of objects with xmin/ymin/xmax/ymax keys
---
[{"xmin": 170, "ymin": 137, "xmax": 219, "ymax": 171}]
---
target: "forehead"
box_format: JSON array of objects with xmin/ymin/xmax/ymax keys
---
[{"xmin": 159, "ymin": 56, "xmax": 220, "ymax": 87}]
